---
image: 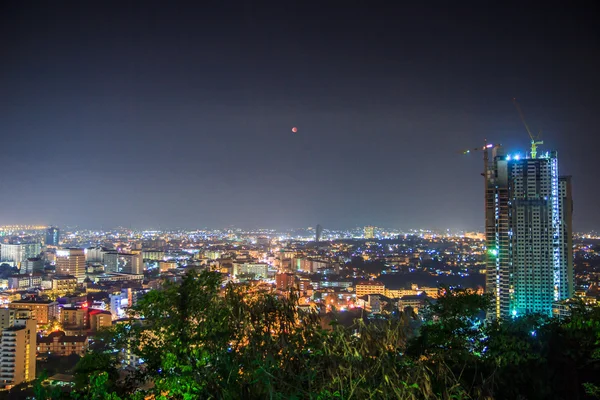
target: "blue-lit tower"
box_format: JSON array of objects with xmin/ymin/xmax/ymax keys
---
[
  {"xmin": 45, "ymin": 226, "xmax": 60, "ymax": 246},
  {"xmin": 485, "ymin": 147, "xmax": 573, "ymax": 319}
]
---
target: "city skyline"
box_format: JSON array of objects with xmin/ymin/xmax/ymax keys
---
[
  {"xmin": 1, "ymin": 221, "xmax": 600, "ymax": 236},
  {"xmin": 1, "ymin": 2, "xmax": 599, "ymax": 397},
  {"xmin": 2, "ymin": 2, "xmax": 598, "ymax": 231}
]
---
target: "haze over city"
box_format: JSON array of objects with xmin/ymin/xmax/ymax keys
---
[{"xmin": 2, "ymin": 2, "xmax": 598, "ymax": 230}]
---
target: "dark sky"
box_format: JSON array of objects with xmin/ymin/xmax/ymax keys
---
[{"xmin": 1, "ymin": 1, "xmax": 598, "ymax": 231}]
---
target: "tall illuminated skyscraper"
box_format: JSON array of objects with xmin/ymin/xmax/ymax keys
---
[
  {"xmin": 364, "ymin": 226, "xmax": 375, "ymax": 239},
  {"xmin": 45, "ymin": 227, "xmax": 60, "ymax": 247},
  {"xmin": 485, "ymin": 147, "xmax": 573, "ymax": 319}
]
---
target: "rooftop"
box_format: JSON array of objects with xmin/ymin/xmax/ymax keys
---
[
  {"xmin": 11, "ymin": 299, "xmax": 56, "ymax": 304},
  {"xmin": 38, "ymin": 330, "xmax": 88, "ymax": 343}
]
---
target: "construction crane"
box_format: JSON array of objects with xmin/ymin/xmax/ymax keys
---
[
  {"xmin": 512, "ymin": 98, "xmax": 543, "ymax": 159},
  {"xmin": 459, "ymin": 142, "xmax": 495, "ymax": 155},
  {"xmin": 459, "ymin": 141, "xmax": 501, "ymax": 178}
]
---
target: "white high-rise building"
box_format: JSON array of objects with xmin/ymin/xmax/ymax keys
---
[
  {"xmin": 104, "ymin": 252, "xmax": 143, "ymax": 275},
  {"xmin": 233, "ymin": 262, "xmax": 269, "ymax": 279},
  {"xmin": 85, "ymin": 246, "xmax": 107, "ymax": 264},
  {"xmin": 485, "ymin": 147, "xmax": 573, "ymax": 319},
  {"xmin": 0, "ymin": 243, "xmax": 41, "ymax": 268}
]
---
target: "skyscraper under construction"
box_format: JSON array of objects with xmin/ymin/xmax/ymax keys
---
[{"xmin": 485, "ymin": 146, "xmax": 573, "ymax": 319}]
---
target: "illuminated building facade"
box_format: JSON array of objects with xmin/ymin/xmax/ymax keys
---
[
  {"xmin": 355, "ymin": 281, "xmax": 385, "ymax": 297},
  {"xmin": 9, "ymin": 300, "xmax": 58, "ymax": 326},
  {"xmin": 61, "ymin": 307, "xmax": 88, "ymax": 330},
  {"xmin": 141, "ymin": 249, "xmax": 164, "ymax": 261},
  {"xmin": 51, "ymin": 275, "xmax": 78, "ymax": 292},
  {"xmin": 485, "ymin": 147, "xmax": 573, "ymax": 319},
  {"xmin": 233, "ymin": 262, "xmax": 269, "ymax": 279},
  {"xmin": 56, "ymin": 248, "xmax": 86, "ymax": 282},
  {"xmin": 104, "ymin": 251, "xmax": 143, "ymax": 275},
  {"xmin": 0, "ymin": 317, "xmax": 36, "ymax": 389},
  {"xmin": 363, "ymin": 226, "xmax": 375, "ymax": 239},
  {"xmin": 0, "ymin": 310, "xmax": 15, "ymax": 331},
  {"xmin": 158, "ymin": 260, "xmax": 177, "ymax": 272},
  {"xmin": 85, "ymin": 246, "xmax": 107, "ymax": 263},
  {"xmin": 37, "ymin": 331, "xmax": 88, "ymax": 357},
  {"xmin": 276, "ymin": 273, "xmax": 296, "ymax": 290},
  {"xmin": 7, "ymin": 274, "xmax": 42, "ymax": 290},
  {"xmin": 45, "ymin": 227, "xmax": 60, "ymax": 247},
  {"xmin": 89, "ymin": 310, "xmax": 112, "ymax": 331},
  {"xmin": 0, "ymin": 243, "xmax": 41, "ymax": 268}
]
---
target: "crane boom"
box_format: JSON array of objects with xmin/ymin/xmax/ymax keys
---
[
  {"xmin": 512, "ymin": 98, "xmax": 543, "ymax": 158},
  {"xmin": 512, "ymin": 98, "xmax": 535, "ymax": 142}
]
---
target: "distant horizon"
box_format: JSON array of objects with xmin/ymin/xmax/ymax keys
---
[
  {"xmin": 0, "ymin": 223, "xmax": 484, "ymax": 233},
  {"xmin": 1, "ymin": 223, "xmax": 599, "ymax": 236}
]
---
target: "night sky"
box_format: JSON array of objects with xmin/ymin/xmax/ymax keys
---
[{"xmin": 1, "ymin": 2, "xmax": 598, "ymax": 231}]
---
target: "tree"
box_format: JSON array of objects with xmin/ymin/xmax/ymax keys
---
[
  {"xmin": 406, "ymin": 287, "xmax": 491, "ymax": 361},
  {"xmin": 73, "ymin": 352, "xmax": 119, "ymax": 391},
  {"xmin": 103, "ymin": 270, "xmax": 464, "ymax": 399},
  {"xmin": 405, "ymin": 287, "xmax": 493, "ymax": 398},
  {"xmin": 68, "ymin": 270, "xmax": 600, "ymax": 399}
]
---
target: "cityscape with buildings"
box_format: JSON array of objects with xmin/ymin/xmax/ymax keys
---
[
  {"xmin": 0, "ymin": 178, "xmax": 597, "ymax": 395},
  {"xmin": 0, "ymin": 144, "xmax": 597, "ymax": 397},
  {"xmin": 2, "ymin": 1, "xmax": 599, "ymax": 399}
]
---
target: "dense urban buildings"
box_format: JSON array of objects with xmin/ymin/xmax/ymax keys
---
[
  {"xmin": 0, "ymin": 215, "xmax": 593, "ymax": 396},
  {"xmin": 0, "ymin": 243, "xmax": 41, "ymax": 269},
  {"xmin": 485, "ymin": 146, "xmax": 574, "ymax": 319}
]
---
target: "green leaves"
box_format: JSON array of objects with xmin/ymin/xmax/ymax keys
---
[{"xmin": 65, "ymin": 271, "xmax": 600, "ymax": 400}]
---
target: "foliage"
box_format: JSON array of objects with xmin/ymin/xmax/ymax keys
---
[
  {"xmin": 0, "ymin": 263, "xmax": 18, "ymax": 278},
  {"xmin": 44, "ymin": 270, "xmax": 600, "ymax": 400},
  {"xmin": 37, "ymin": 353, "xmax": 80, "ymax": 377}
]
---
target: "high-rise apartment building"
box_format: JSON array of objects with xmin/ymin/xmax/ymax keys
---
[
  {"xmin": 316, "ymin": 224, "xmax": 323, "ymax": 243},
  {"xmin": 364, "ymin": 226, "xmax": 375, "ymax": 239},
  {"xmin": 56, "ymin": 248, "xmax": 86, "ymax": 282},
  {"xmin": 104, "ymin": 251, "xmax": 143, "ymax": 274},
  {"xmin": 21, "ymin": 257, "xmax": 43, "ymax": 274},
  {"xmin": 0, "ymin": 243, "xmax": 41, "ymax": 268},
  {"xmin": 0, "ymin": 310, "xmax": 15, "ymax": 331},
  {"xmin": 485, "ymin": 147, "xmax": 573, "ymax": 319},
  {"xmin": 85, "ymin": 246, "xmax": 107, "ymax": 264},
  {"xmin": 0, "ymin": 317, "xmax": 36, "ymax": 389},
  {"xmin": 276, "ymin": 273, "xmax": 296, "ymax": 291},
  {"xmin": 45, "ymin": 227, "xmax": 60, "ymax": 247}
]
